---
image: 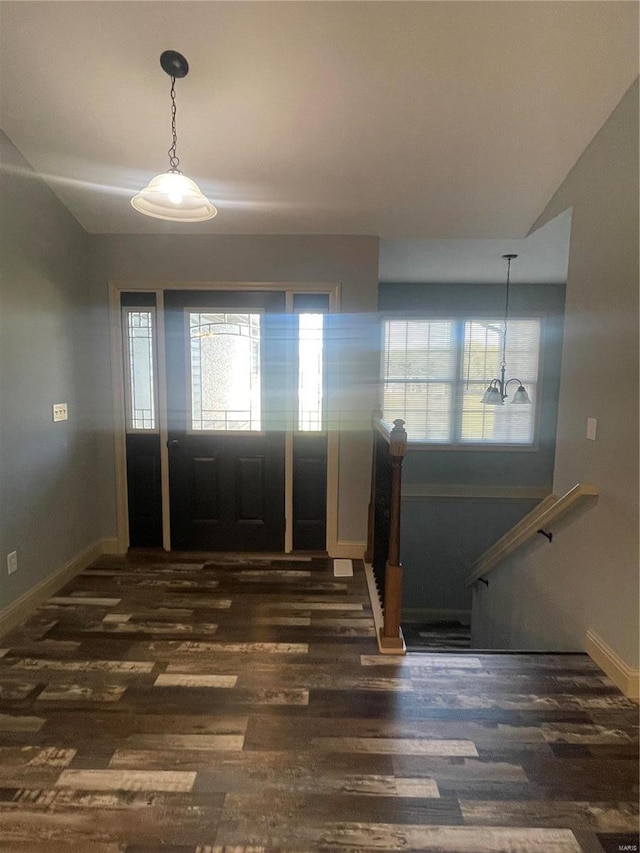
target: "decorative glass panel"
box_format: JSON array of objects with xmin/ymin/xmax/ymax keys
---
[
  {"xmin": 298, "ymin": 313, "xmax": 324, "ymax": 431},
  {"xmin": 124, "ymin": 309, "xmax": 156, "ymax": 430},
  {"xmin": 189, "ymin": 312, "xmax": 261, "ymax": 431}
]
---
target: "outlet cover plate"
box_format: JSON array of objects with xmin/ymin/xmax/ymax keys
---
[{"xmin": 7, "ymin": 551, "xmax": 17, "ymax": 575}]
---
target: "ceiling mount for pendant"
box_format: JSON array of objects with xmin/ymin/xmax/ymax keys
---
[
  {"xmin": 131, "ymin": 50, "xmax": 217, "ymax": 223},
  {"xmin": 160, "ymin": 50, "xmax": 189, "ymax": 79}
]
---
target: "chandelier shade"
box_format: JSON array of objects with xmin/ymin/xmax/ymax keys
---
[
  {"xmin": 131, "ymin": 172, "xmax": 217, "ymax": 222},
  {"xmin": 511, "ymin": 384, "xmax": 532, "ymax": 405},
  {"xmin": 480, "ymin": 384, "xmax": 504, "ymax": 405},
  {"xmin": 131, "ymin": 51, "xmax": 217, "ymax": 223}
]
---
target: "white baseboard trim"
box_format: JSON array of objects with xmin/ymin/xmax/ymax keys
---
[
  {"xmin": 585, "ymin": 629, "xmax": 640, "ymax": 700},
  {"xmin": 364, "ymin": 562, "xmax": 406, "ymax": 656},
  {"xmin": 330, "ymin": 540, "xmax": 366, "ymax": 559},
  {"xmin": 0, "ymin": 540, "xmax": 103, "ymax": 640},
  {"xmin": 101, "ymin": 537, "xmax": 124, "ymax": 555},
  {"xmin": 403, "ymin": 608, "xmax": 471, "ymax": 625}
]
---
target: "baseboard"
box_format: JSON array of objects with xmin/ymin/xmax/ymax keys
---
[
  {"xmin": 585, "ymin": 629, "xmax": 640, "ymax": 700},
  {"xmin": 331, "ymin": 540, "xmax": 366, "ymax": 559},
  {"xmin": 363, "ymin": 562, "xmax": 406, "ymax": 656},
  {"xmin": 0, "ymin": 540, "xmax": 103, "ymax": 640},
  {"xmin": 101, "ymin": 537, "xmax": 123, "ymax": 555},
  {"xmin": 403, "ymin": 608, "xmax": 471, "ymax": 625}
]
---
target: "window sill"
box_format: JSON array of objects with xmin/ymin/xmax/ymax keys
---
[{"xmin": 406, "ymin": 441, "xmax": 539, "ymax": 453}]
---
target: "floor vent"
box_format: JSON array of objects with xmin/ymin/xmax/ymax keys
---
[{"xmin": 333, "ymin": 558, "xmax": 353, "ymax": 577}]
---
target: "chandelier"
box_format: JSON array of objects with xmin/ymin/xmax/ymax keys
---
[{"xmin": 481, "ymin": 254, "xmax": 531, "ymax": 405}]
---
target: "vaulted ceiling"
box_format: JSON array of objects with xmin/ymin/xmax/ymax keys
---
[{"xmin": 0, "ymin": 1, "xmax": 637, "ymax": 236}]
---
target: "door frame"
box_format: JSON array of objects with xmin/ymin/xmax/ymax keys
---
[{"xmin": 109, "ymin": 280, "xmax": 341, "ymax": 555}]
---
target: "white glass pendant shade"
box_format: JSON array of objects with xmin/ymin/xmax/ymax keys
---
[
  {"xmin": 511, "ymin": 384, "xmax": 531, "ymax": 404},
  {"xmin": 481, "ymin": 386, "xmax": 503, "ymax": 405},
  {"xmin": 131, "ymin": 172, "xmax": 217, "ymax": 222}
]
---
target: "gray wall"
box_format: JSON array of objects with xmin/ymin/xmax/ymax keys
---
[
  {"xmin": 402, "ymin": 498, "xmax": 539, "ymax": 614},
  {"xmin": 0, "ymin": 131, "xmax": 103, "ymax": 612},
  {"xmin": 379, "ymin": 282, "xmax": 565, "ymax": 613},
  {"xmin": 90, "ymin": 234, "xmax": 380, "ymax": 545},
  {"xmin": 473, "ymin": 80, "xmax": 639, "ymax": 665}
]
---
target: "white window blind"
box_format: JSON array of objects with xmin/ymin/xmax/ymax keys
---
[{"xmin": 382, "ymin": 317, "xmax": 541, "ymax": 445}]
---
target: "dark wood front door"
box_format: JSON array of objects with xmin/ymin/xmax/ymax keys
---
[{"xmin": 164, "ymin": 290, "xmax": 287, "ymax": 551}]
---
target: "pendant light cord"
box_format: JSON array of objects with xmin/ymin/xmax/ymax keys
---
[
  {"xmin": 501, "ymin": 256, "xmax": 511, "ymax": 369},
  {"xmin": 168, "ymin": 76, "xmax": 181, "ymax": 173}
]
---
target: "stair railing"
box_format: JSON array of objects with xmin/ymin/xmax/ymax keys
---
[
  {"xmin": 365, "ymin": 413, "xmax": 407, "ymax": 652},
  {"xmin": 466, "ymin": 482, "xmax": 599, "ymax": 587}
]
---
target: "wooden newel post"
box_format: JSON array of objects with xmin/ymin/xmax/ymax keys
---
[
  {"xmin": 365, "ymin": 408, "xmax": 383, "ymax": 565},
  {"xmin": 382, "ymin": 418, "xmax": 407, "ymax": 649}
]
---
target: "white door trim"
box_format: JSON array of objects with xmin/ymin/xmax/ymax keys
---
[{"xmin": 109, "ymin": 280, "xmax": 341, "ymax": 554}]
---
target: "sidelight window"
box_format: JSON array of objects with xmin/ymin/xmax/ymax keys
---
[
  {"xmin": 298, "ymin": 313, "xmax": 324, "ymax": 431},
  {"xmin": 123, "ymin": 308, "xmax": 157, "ymax": 431}
]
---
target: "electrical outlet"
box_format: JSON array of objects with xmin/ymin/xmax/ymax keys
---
[
  {"xmin": 7, "ymin": 551, "xmax": 18, "ymax": 575},
  {"xmin": 586, "ymin": 417, "xmax": 597, "ymax": 441},
  {"xmin": 52, "ymin": 403, "xmax": 68, "ymax": 422}
]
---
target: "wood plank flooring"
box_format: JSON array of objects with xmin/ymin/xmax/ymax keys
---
[{"xmin": 0, "ymin": 552, "xmax": 637, "ymax": 852}]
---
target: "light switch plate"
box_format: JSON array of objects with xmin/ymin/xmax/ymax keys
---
[
  {"xmin": 52, "ymin": 403, "xmax": 68, "ymax": 422},
  {"xmin": 587, "ymin": 417, "xmax": 597, "ymax": 440}
]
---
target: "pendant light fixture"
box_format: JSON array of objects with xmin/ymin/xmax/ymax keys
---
[
  {"xmin": 132, "ymin": 51, "xmax": 217, "ymax": 222},
  {"xmin": 481, "ymin": 254, "xmax": 532, "ymax": 406}
]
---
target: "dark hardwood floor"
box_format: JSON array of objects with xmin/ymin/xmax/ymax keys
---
[{"xmin": 0, "ymin": 552, "xmax": 637, "ymax": 852}]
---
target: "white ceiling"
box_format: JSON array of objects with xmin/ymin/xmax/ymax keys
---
[{"xmin": 0, "ymin": 1, "xmax": 637, "ymax": 237}]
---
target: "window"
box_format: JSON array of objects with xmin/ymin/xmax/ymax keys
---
[
  {"xmin": 123, "ymin": 308, "xmax": 157, "ymax": 431},
  {"xmin": 297, "ymin": 313, "xmax": 324, "ymax": 431},
  {"xmin": 381, "ymin": 317, "xmax": 540, "ymax": 445},
  {"xmin": 189, "ymin": 312, "xmax": 262, "ymax": 431}
]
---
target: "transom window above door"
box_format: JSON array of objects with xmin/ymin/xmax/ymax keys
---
[{"xmin": 188, "ymin": 311, "xmax": 262, "ymax": 432}]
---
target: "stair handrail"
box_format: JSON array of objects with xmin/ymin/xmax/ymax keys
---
[{"xmin": 465, "ymin": 482, "xmax": 599, "ymax": 587}]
